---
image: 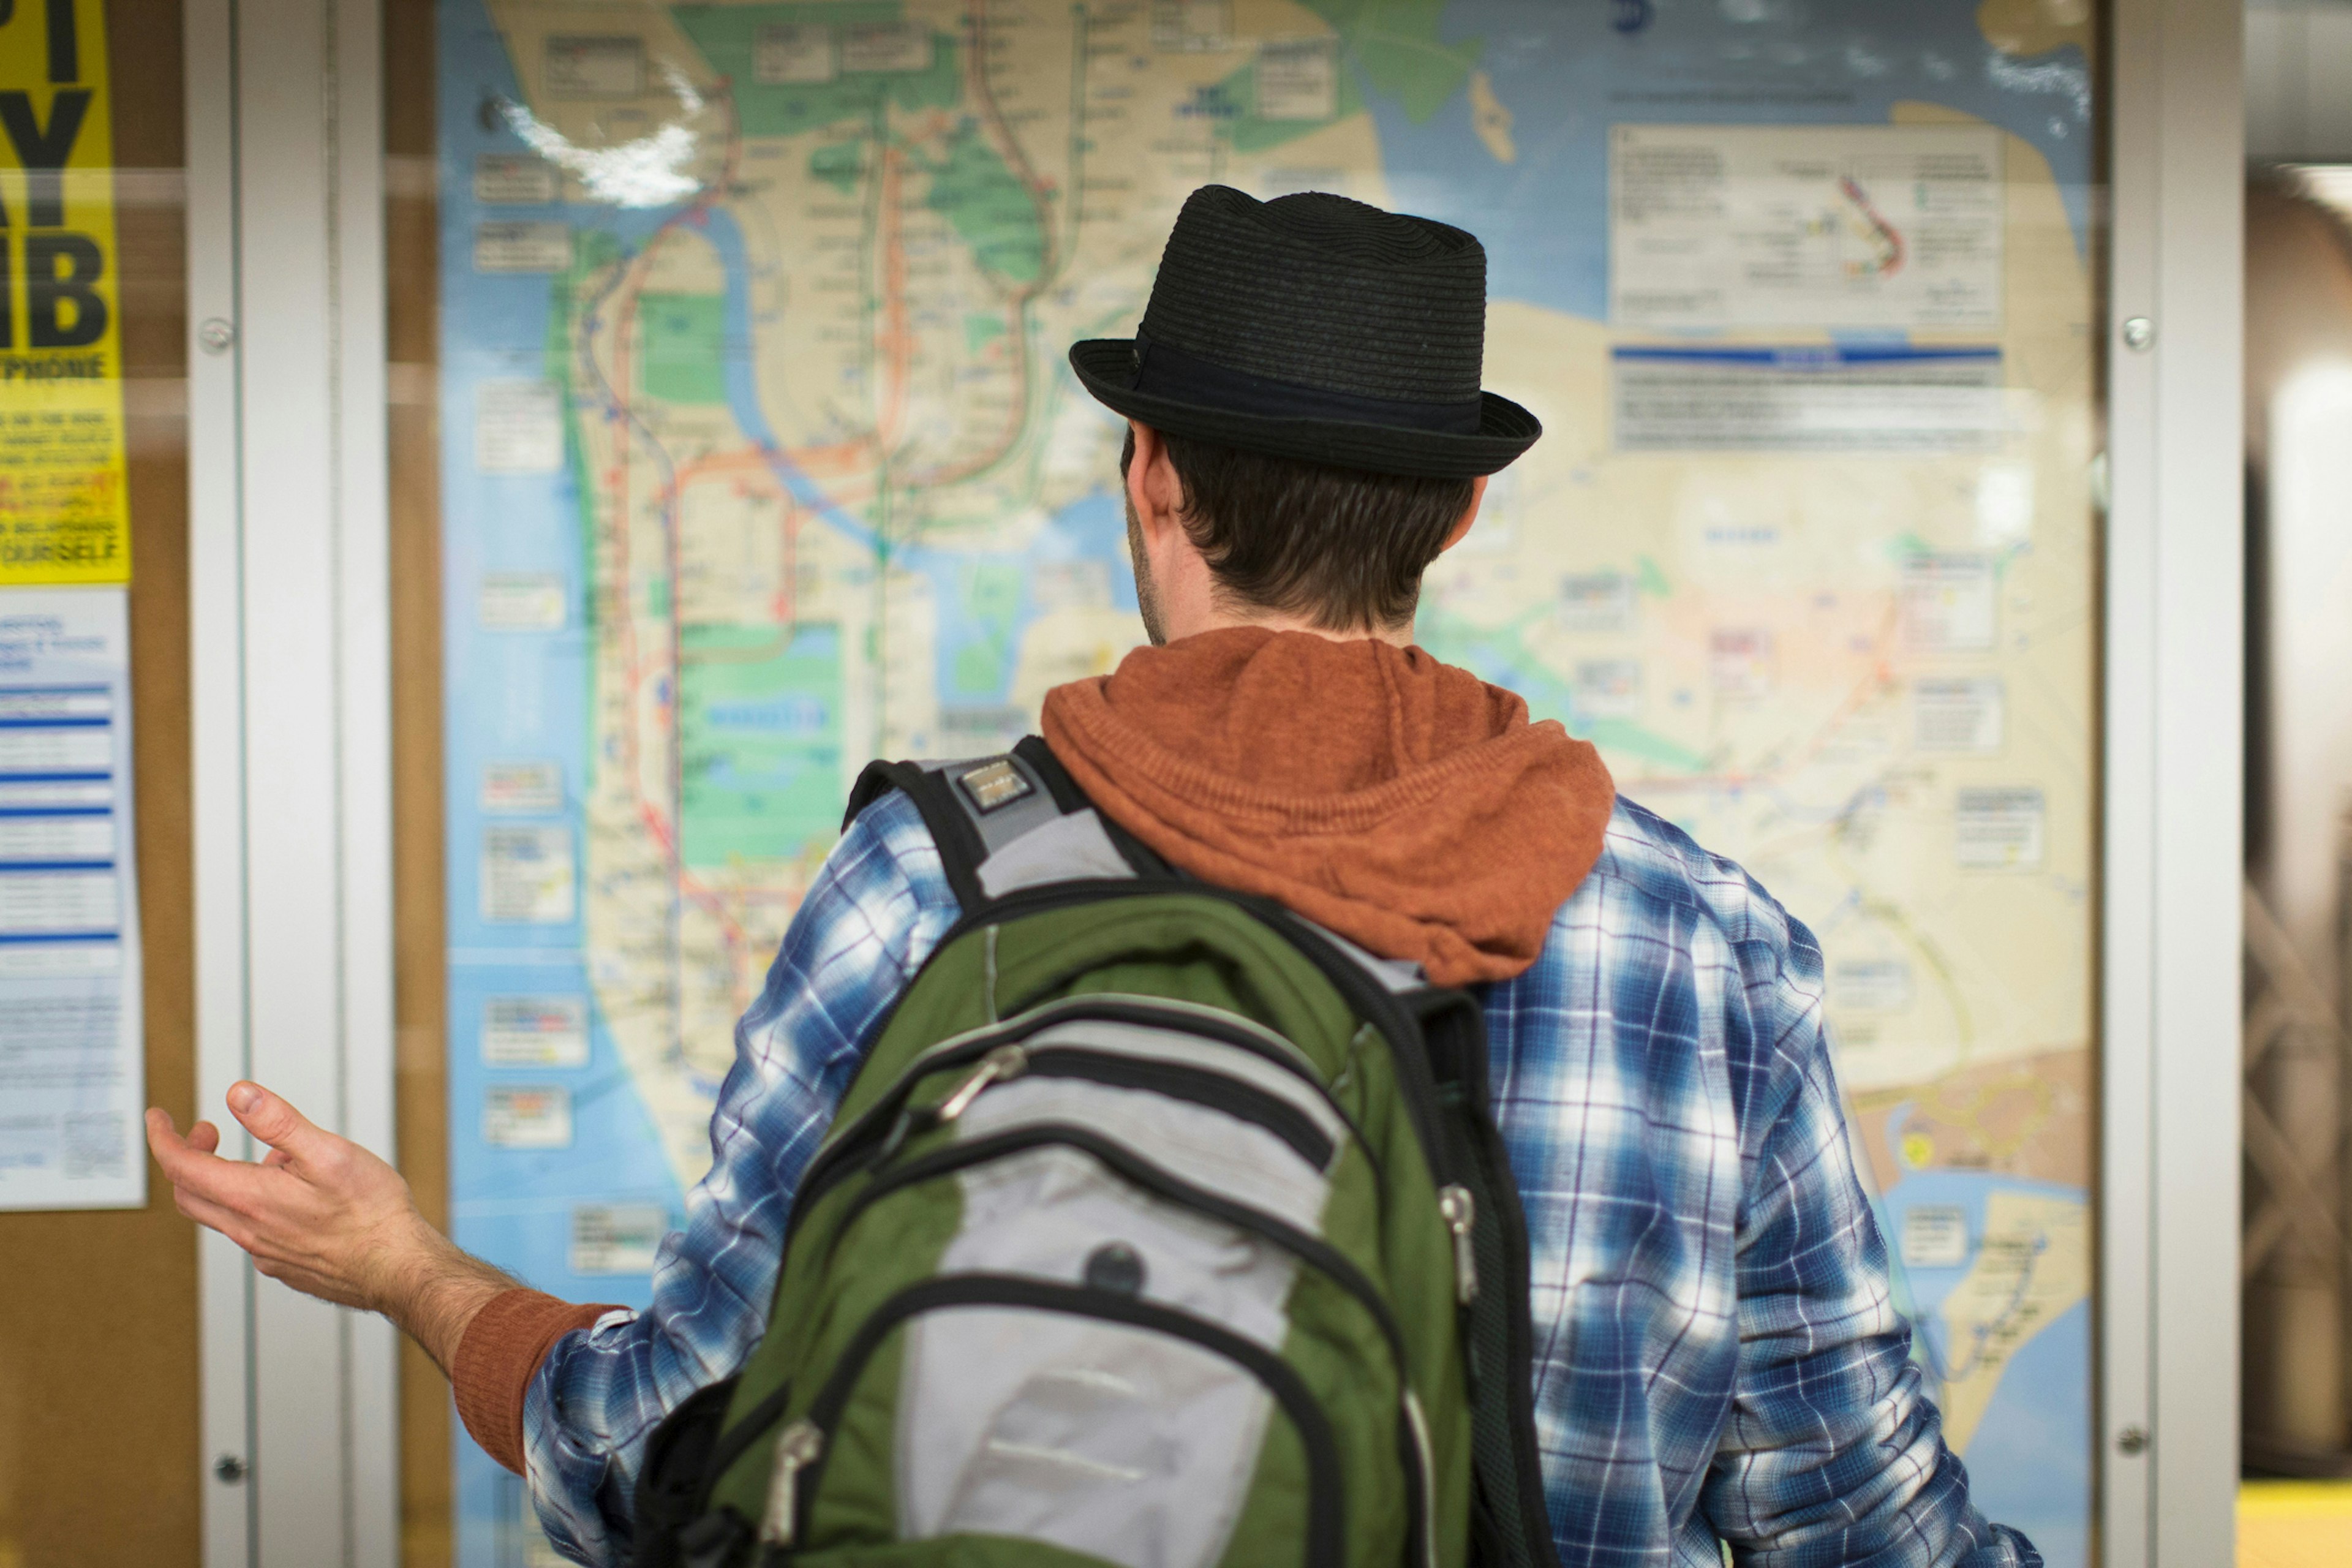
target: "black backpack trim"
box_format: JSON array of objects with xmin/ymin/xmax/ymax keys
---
[{"xmin": 843, "ymin": 740, "xmax": 1167, "ymax": 915}]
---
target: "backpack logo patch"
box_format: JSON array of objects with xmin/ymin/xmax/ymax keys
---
[{"xmin": 957, "ymin": 759, "xmax": 1035, "ymax": 813}]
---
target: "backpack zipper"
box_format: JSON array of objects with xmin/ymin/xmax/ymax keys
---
[
  {"xmin": 755, "ymin": 1417, "xmax": 824, "ymax": 1547},
  {"xmin": 934, "ymin": 1042, "xmax": 1030, "ymax": 1122},
  {"xmin": 1438, "ymin": 1184, "xmax": 1479, "ymax": 1305}
]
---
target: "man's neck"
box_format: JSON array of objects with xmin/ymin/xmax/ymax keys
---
[{"xmin": 1174, "ymin": 605, "xmax": 1417, "ymax": 649}]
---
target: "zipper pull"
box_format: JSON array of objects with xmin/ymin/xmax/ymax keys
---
[
  {"xmin": 935, "ymin": 1042, "xmax": 1028, "ymax": 1123},
  {"xmin": 757, "ymin": 1419, "xmax": 826, "ymax": 1547},
  {"xmin": 1438, "ymin": 1185, "xmax": 1479, "ymax": 1305}
]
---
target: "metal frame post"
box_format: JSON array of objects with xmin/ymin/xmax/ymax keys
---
[
  {"xmin": 184, "ymin": 0, "xmax": 398, "ymax": 1559},
  {"xmin": 2103, "ymin": 0, "xmax": 2245, "ymax": 1563}
]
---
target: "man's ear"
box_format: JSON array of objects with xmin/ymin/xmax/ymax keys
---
[
  {"xmin": 1439, "ymin": 474, "xmax": 1490, "ymax": 553},
  {"xmin": 1126, "ymin": 421, "xmax": 1183, "ymax": 545}
]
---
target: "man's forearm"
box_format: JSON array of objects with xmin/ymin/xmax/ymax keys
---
[{"xmin": 374, "ymin": 1221, "xmax": 521, "ymax": 1376}]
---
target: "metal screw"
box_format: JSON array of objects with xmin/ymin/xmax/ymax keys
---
[
  {"xmin": 2115, "ymin": 1425, "xmax": 2149, "ymax": 1456},
  {"xmin": 2120, "ymin": 317, "xmax": 2155, "ymax": 352},
  {"xmin": 197, "ymin": 317, "xmax": 236, "ymax": 355},
  {"xmin": 214, "ymin": 1453, "xmax": 248, "ymax": 1483}
]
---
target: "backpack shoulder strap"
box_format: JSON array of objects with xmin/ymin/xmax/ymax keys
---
[{"xmin": 843, "ymin": 738, "xmax": 1164, "ymax": 914}]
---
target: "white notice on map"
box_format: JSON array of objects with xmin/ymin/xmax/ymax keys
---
[
  {"xmin": 473, "ymin": 154, "xmax": 558, "ymax": 205},
  {"xmin": 483, "ymin": 995, "xmax": 590, "ymax": 1067},
  {"xmin": 755, "ymin": 23, "xmax": 836, "ymax": 83},
  {"xmin": 571, "ymin": 1203, "xmax": 668, "ymax": 1274},
  {"xmin": 1612, "ymin": 346, "xmax": 2007, "ymax": 453},
  {"xmin": 1256, "ymin": 39, "xmax": 1338, "ymax": 121},
  {"xmin": 1610, "ymin": 124, "xmax": 2003, "ymax": 330},
  {"xmin": 840, "ymin": 21, "xmax": 929, "ymax": 73},
  {"xmin": 1956, "ymin": 787, "xmax": 2045, "ymax": 871},
  {"xmin": 1574, "ymin": 660, "xmax": 1641, "ymax": 718},
  {"xmin": 1900, "ymin": 556, "xmax": 1998, "ymax": 653},
  {"xmin": 1152, "ymin": 0, "xmax": 1231, "ymax": 51},
  {"xmin": 0, "ymin": 590, "xmax": 143, "ymax": 1211},
  {"xmin": 476, "ymin": 380, "xmax": 565, "ymax": 473},
  {"xmin": 482, "ymin": 825, "xmax": 577, "ymax": 923},
  {"xmin": 483, "ymin": 1085, "xmax": 573, "ymax": 1149},
  {"xmin": 474, "ymin": 221, "xmax": 572, "ymax": 274},
  {"xmin": 1915, "ymin": 677, "xmax": 2005, "ymax": 753},
  {"xmin": 481, "ymin": 760, "xmax": 565, "ymax": 815},
  {"xmin": 1558, "ymin": 573, "xmax": 1635, "ymax": 634},
  {"xmin": 1833, "ymin": 959, "xmax": 1914, "ymax": 1013},
  {"xmin": 480, "ymin": 573, "xmax": 568, "ymax": 631},
  {"xmin": 1903, "ymin": 1205, "xmax": 1973, "ymax": 1269},
  {"xmin": 544, "ymin": 36, "xmax": 643, "ymax": 99}
]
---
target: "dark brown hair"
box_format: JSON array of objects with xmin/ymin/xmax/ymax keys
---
[{"xmin": 1122, "ymin": 428, "xmax": 1475, "ymax": 633}]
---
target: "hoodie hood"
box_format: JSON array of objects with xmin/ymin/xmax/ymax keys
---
[{"xmin": 1041, "ymin": 627, "xmax": 1615, "ymax": 986}]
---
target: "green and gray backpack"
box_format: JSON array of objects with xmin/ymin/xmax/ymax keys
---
[{"xmin": 635, "ymin": 739, "xmax": 1554, "ymax": 1568}]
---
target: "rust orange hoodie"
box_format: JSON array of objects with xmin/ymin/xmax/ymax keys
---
[
  {"xmin": 454, "ymin": 625, "xmax": 1616, "ymax": 1470},
  {"xmin": 1042, "ymin": 625, "xmax": 1616, "ymax": 987}
]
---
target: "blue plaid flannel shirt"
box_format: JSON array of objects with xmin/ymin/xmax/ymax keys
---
[{"xmin": 521, "ymin": 790, "xmax": 2040, "ymax": 1568}]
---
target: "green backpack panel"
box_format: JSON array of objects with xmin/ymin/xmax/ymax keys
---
[{"xmin": 633, "ymin": 741, "xmax": 1552, "ymax": 1568}]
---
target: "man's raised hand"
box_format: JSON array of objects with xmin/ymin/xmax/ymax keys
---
[{"xmin": 146, "ymin": 1084, "xmax": 515, "ymax": 1373}]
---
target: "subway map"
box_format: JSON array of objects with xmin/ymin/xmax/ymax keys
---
[{"xmin": 437, "ymin": 0, "xmax": 2100, "ymax": 1560}]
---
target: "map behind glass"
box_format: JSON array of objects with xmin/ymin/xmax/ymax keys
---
[{"xmin": 437, "ymin": 1, "xmax": 2098, "ymax": 1560}]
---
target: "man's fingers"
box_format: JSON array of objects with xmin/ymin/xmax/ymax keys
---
[
  {"xmin": 225, "ymin": 1082, "xmax": 330, "ymax": 1166},
  {"xmin": 147, "ymin": 1109, "xmax": 273, "ymax": 1210},
  {"xmin": 172, "ymin": 1182, "xmax": 254, "ymax": 1248}
]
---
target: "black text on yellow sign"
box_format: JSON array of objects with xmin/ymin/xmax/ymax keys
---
[{"xmin": 0, "ymin": 0, "xmax": 127, "ymax": 584}]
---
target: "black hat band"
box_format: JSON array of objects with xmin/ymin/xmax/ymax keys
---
[{"xmin": 1132, "ymin": 334, "xmax": 1485, "ymax": 437}]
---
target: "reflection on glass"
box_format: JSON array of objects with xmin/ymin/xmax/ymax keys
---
[{"xmin": 423, "ymin": 2, "xmax": 2101, "ymax": 1560}]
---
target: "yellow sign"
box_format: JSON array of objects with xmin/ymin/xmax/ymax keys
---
[{"xmin": 0, "ymin": 0, "xmax": 127, "ymax": 583}]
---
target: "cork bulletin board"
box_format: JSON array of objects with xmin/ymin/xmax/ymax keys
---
[{"xmin": 0, "ymin": 0, "xmax": 200, "ymax": 1560}]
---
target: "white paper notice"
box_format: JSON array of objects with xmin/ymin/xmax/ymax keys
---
[
  {"xmin": 481, "ymin": 760, "xmax": 565, "ymax": 815},
  {"xmin": 1900, "ymin": 556, "xmax": 1999, "ymax": 653},
  {"xmin": 755, "ymin": 23, "xmax": 837, "ymax": 83},
  {"xmin": 1956, "ymin": 787, "xmax": 2046, "ymax": 871},
  {"xmin": 483, "ymin": 1085, "xmax": 573, "ymax": 1149},
  {"xmin": 482, "ymin": 994, "xmax": 590, "ymax": 1068},
  {"xmin": 483, "ymin": 825, "xmax": 577, "ymax": 923},
  {"xmin": 0, "ymin": 589, "xmax": 143, "ymax": 1210},
  {"xmin": 840, "ymin": 20, "xmax": 929, "ymax": 73},
  {"xmin": 1610, "ymin": 124, "xmax": 2003, "ymax": 330},
  {"xmin": 1914, "ymin": 676, "xmax": 2006, "ymax": 753},
  {"xmin": 1902, "ymin": 1205, "xmax": 1972, "ymax": 1268},
  {"xmin": 571, "ymin": 1202, "xmax": 668, "ymax": 1274},
  {"xmin": 1256, "ymin": 38, "xmax": 1338, "ymax": 121},
  {"xmin": 473, "ymin": 221, "xmax": 573, "ymax": 274},
  {"xmin": 476, "ymin": 381, "xmax": 565, "ymax": 473}
]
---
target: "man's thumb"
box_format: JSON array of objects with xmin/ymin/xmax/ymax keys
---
[{"xmin": 227, "ymin": 1082, "xmax": 322, "ymax": 1159}]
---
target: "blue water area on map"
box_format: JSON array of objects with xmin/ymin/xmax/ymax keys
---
[
  {"xmin": 1872, "ymin": 1163, "xmax": 2092, "ymax": 1566},
  {"xmin": 1357, "ymin": 0, "xmax": 2092, "ymax": 323},
  {"xmin": 439, "ymin": 0, "xmax": 694, "ymax": 1551},
  {"xmin": 899, "ymin": 485, "xmax": 1140, "ymax": 717}
]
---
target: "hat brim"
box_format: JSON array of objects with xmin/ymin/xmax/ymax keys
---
[{"xmin": 1068, "ymin": 339, "xmax": 1540, "ymax": 479}]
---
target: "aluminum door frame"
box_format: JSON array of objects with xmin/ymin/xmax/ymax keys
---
[
  {"xmin": 2103, "ymin": 0, "xmax": 2245, "ymax": 1564},
  {"xmin": 184, "ymin": 0, "xmax": 399, "ymax": 1560}
]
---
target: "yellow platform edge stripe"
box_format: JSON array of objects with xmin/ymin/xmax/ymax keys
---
[{"xmin": 2241, "ymin": 1480, "xmax": 2352, "ymax": 1518}]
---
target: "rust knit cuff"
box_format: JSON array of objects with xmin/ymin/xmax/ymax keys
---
[{"xmin": 451, "ymin": 1289, "xmax": 622, "ymax": 1474}]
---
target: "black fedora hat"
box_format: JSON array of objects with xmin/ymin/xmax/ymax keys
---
[{"xmin": 1069, "ymin": 185, "xmax": 1540, "ymax": 479}]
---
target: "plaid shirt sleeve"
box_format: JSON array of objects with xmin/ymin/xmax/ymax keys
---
[
  {"xmin": 519, "ymin": 793, "xmax": 958, "ymax": 1565},
  {"xmin": 1700, "ymin": 891, "xmax": 2040, "ymax": 1568}
]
